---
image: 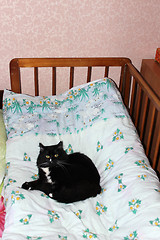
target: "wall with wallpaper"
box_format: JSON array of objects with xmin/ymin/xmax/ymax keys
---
[{"xmin": 0, "ymin": 0, "xmax": 160, "ymax": 95}]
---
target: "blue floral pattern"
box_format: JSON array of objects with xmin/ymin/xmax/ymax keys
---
[{"xmin": 3, "ymin": 78, "xmax": 128, "ymax": 139}]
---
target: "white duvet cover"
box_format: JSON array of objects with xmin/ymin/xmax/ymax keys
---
[{"xmin": 2, "ymin": 78, "xmax": 160, "ymax": 240}]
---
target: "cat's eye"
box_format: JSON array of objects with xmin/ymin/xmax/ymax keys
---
[
  {"xmin": 54, "ymin": 154, "xmax": 58, "ymax": 158},
  {"xmin": 46, "ymin": 155, "xmax": 50, "ymax": 159}
]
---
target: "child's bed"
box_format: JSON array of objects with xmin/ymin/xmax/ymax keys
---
[{"xmin": 0, "ymin": 57, "xmax": 160, "ymax": 239}]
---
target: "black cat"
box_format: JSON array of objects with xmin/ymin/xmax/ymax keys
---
[{"xmin": 22, "ymin": 141, "xmax": 101, "ymax": 203}]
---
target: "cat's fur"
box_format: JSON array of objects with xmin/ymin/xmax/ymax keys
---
[{"xmin": 22, "ymin": 141, "xmax": 101, "ymax": 203}]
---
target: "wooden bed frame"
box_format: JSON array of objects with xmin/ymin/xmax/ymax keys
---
[{"xmin": 0, "ymin": 57, "xmax": 160, "ymax": 177}]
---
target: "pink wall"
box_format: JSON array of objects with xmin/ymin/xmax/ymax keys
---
[{"xmin": 0, "ymin": 0, "xmax": 160, "ymax": 94}]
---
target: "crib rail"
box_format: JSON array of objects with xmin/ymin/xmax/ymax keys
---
[
  {"xmin": 126, "ymin": 62, "xmax": 160, "ymax": 174},
  {"xmin": 10, "ymin": 57, "xmax": 131, "ymax": 95}
]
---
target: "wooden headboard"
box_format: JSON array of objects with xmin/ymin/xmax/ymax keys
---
[
  {"xmin": 9, "ymin": 57, "xmax": 132, "ymax": 102},
  {"xmin": 1, "ymin": 57, "xmax": 160, "ymax": 177}
]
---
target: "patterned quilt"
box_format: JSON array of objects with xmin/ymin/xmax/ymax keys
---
[{"xmin": 2, "ymin": 78, "xmax": 160, "ymax": 240}]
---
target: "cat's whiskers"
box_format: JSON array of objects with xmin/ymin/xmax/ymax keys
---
[
  {"xmin": 57, "ymin": 162, "xmax": 70, "ymax": 177},
  {"xmin": 58, "ymin": 161, "xmax": 71, "ymax": 166}
]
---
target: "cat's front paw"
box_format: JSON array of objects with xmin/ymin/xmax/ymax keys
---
[
  {"xmin": 22, "ymin": 182, "xmax": 33, "ymax": 190},
  {"xmin": 49, "ymin": 193, "xmax": 54, "ymax": 198}
]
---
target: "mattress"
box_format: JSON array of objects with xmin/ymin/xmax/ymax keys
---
[{"xmin": 2, "ymin": 78, "xmax": 160, "ymax": 239}]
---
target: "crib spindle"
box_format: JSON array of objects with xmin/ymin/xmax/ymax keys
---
[
  {"xmin": 119, "ymin": 65, "xmax": 125, "ymax": 93},
  {"xmin": 87, "ymin": 67, "xmax": 92, "ymax": 83},
  {"xmin": 129, "ymin": 77, "xmax": 136, "ymax": 117},
  {"xmin": 52, "ymin": 67, "xmax": 56, "ymax": 95},
  {"xmin": 69, "ymin": 67, "xmax": 74, "ymax": 89},
  {"xmin": 152, "ymin": 128, "xmax": 160, "ymax": 169},
  {"xmin": 34, "ymin": 67, "xmax": 39, "ymax": 96},
  {"xmin": 146, "ymin": 106, "xmax": 156, "ymax": 156},
  {"xmin": 104, "ymin": 66, "xmax": 109, "ymax": 77},
  {"xmin": 135, "ymin": 85, "xmax": 142, "ymax": 128},
  {"xmin": 140, "ymin": 94, "xmax": 149, "ymax": 141}
]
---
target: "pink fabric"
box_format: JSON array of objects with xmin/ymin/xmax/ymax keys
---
[{"xmin": 0, "ymin": 196, "xmax": 5, "ymax": 237}]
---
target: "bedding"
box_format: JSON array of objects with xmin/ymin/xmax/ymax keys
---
[
  {"xmin": 0, "ymin": 110, "xmax": 6, "ymax": 239},
  {"xmin": 0, "ymin": 109, "xmax": 6, "ymax": 193},
  {"xmin": 2, "ymin": 78, "xmax": 160, "ymax": 239},
  {"xmin": 0, "ymin": 196, "xmax": 5, "ymax": 238}
]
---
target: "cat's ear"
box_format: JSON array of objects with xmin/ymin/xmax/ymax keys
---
[
  {"xmin": 57, "ymin": 141, "xmax": 63, "ymax": 149},
  {"xmin": 39, "ymin": 143, "xmax": 45, "ymax": 152}
]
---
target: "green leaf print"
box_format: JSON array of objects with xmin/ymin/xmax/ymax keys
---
[
  {"xmin": 112, "ymin": 129, "xmax": 124, "ymax": 142},
  {"xmin": 5, "ymin": 162, "xmax": 10, "ymax": 174},
  {"xmin": 74, "ymin": 210, "xmax": 82, "ymax": 219},
  {"xmin": 38, "ymin": 114, "xmax": 42, "ymax": 119},
  {"xmin": 83, "ymin": 228, "xmax": 97, "ymax": 239},
  {"xmin": 109, "ymin": 220, "xmax": 119, "ymax": 232},
  {"xmin": 65, "ymin": 127, "xmax": 70, "ymax": 133},
  {"xmin": 41, "ymin": 193, "xmax": 50, "ymax": 198},
  {"xmin": 12, "ymin": 99, "xmax": 22, "ymax": 113},
  {"xmin": 31, "ymin": 173, "xmax": 39, "ymax": 180},
  {"xmin": 115, "ymin": 173, "xmax": 127, "ymax": 192},
  {"xmin": 11, "ymin": 190, "xmax": 25, "ymax": 205},
  {"xmin": 105, "ymin": 159, "xmax": 114, "ymax": 171},
  {"xmin": 65, "ymin": 144, "xmax": 73, "ymax": 154},
  {"xmin": 41, "ymin": 99, "xmax": 51, "ymax": 111},
  {"xmin": 76, "ymin": 114, "xmax": 80, "ymax": 121},
  {"xmin": 68, "ymin": 105, "xmax": 78, "ymax": 112},
  {"xmin": 103, "ymin": 93, "xmax": 108, "ymax": 100},
  {"xmin": 124, "ymin": 230, "xmax": 138, "ymax": 240},
  {"xmin": 129, "ymin": 199, "xmax": 141, "ymax": 214},
  {"xmin": 100, "ymin": 187, "xmax": 106, "ymax": 194},
  {"xmin": 150, "ymin": 218, "xmax": 160, "ymax": 228},
  {"xmin": 92, "ymin": 87, "xmax": 100, "ymax": 97},
  {"xmin": 97, "ymin": 141, "xmax": 103, "ymax": 152},
  {"xmin": 66, "ymin": 93, "xmax": 74, "ymax": 102},
  {"xmin": 58, "ymin": 235, "xmax": 67, "ymax": 240},
  {"xmin": 96, "ymin": 202, "xmax": 107, "ymax": 216},
  {"xmin": 138, "ymin": 174, "xmax": 147, "ymax": 181},
  {"xmin": 78, "ymin": 88, "xmax": 89, "ymax": 101},
  {"xmin": 20, "ymin": 214, "xmax": 32, "ymax": 225},
  {"xmin": 4, "ymin": 98, "xmax": 22, "ymax": 113},
  {"xmin": 135, "ymin": 160, "xmax": 149, "ymax": 170},
  {"xmin": 23, "ymin": 100, "xmax": 36, "ymax": 114},
  {"xmin": 101, "ymin": 108, "xmax": 105, "ymax": 114},
  {"xmin": 5, "ymin": 178, "xmax": 16, "ymax": 189},
  {"xmin": 155, "ymin": 189, "xmax": 160, "ymax": 193},
  {"xmin": 106, "ymin": 78, "xmax": 112, "ymax": 90},
  {"xmin": 48, "ymin": 210, "xmax": 60, "ymax": 223},
  {"xmin": 56, "ymin": 121, "xmax": 60, "ymax": 127},
  {"xmin": 24, "ymin": 152, "xmax": 31, "ymax": 161},
  {"xmin": 26, "ymin": 237, "xmax": 42, "ymax": 240},
  {"xmin": 54, "ymin": 99, "xmax": 64, "ymax": 107},
  {"xmin": 125, "ymin": 147, "xmax": 133, "ymax": 154}
]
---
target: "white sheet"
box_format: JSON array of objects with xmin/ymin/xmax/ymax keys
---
[{"xmin": 2, "ymin": 78, "xmax": 160, "ymax": 239}]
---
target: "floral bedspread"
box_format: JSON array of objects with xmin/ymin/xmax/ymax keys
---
[{"xmin": 2, "ymin": 78, "xmax": 160, "ymax": 240}]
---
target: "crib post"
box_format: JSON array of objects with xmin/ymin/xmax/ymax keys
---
[
  {"xmin": 10, "ymin": 59, "xmax": 21, "ymax": 93},
  {"xmin": 120, "ymin": 64, "xmax": 131, "ymax": 108}
]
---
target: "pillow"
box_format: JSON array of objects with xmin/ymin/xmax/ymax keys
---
[
  {"xmin": 3, "ymin": 78, "xmax": 128, "ymax": 140},
  {"xmin": 0, "ymin": 109, "xmax": 7, "ymax": 191}
]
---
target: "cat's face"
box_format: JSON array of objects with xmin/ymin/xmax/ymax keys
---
[{"xmin": 37, "ymin": 141, "xmax": 67, "ymax": 168}]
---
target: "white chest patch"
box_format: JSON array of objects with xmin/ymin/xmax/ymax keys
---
[{"xmin": 41, "ymin": 167, "xmax": 52, "ymax": 184}]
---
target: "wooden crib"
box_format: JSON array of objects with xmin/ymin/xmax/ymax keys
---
[{"xmin": 0, "ymin": 57, "xmax": 160, "ymax": 176}]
